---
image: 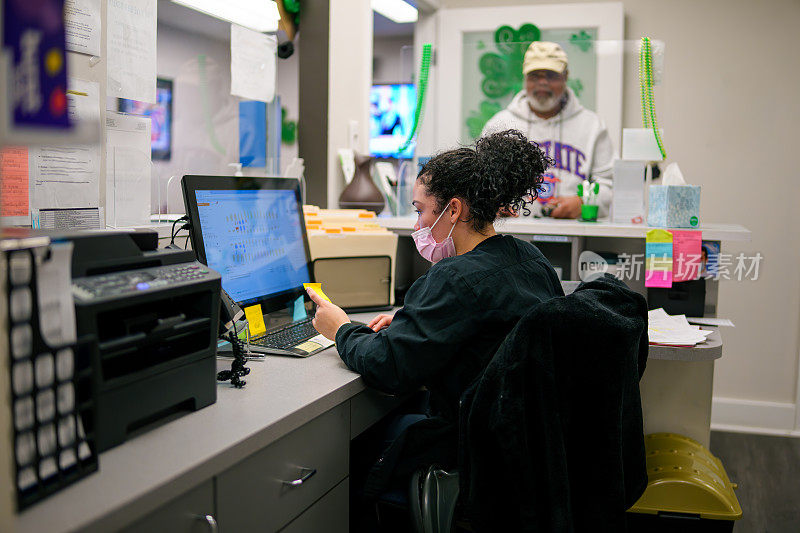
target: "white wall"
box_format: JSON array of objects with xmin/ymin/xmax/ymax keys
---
[
  {"xmin": 373, "ymin": 36, "xmax": 414, "ymax": 84},
  {"xmin": 326, "ymin": 0, "xmax": 373, "ymax": 208},
  {"xmin": 153, "ymin": 22, "xmax": 239, "ymax": 214},
  {"xmin": 438, "ymin": 0, "xmax": 800, "ymax": 432},
  {"xmin": 152, "ymin": 22, "xmax": 301, "ymax": 213},
  {"xmin": 275, "ymin": 39, "xmax": 299, "ymax": 177}
]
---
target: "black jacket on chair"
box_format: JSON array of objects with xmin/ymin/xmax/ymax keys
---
[{"xmin": 462, "ymin": 274, "xmax": 649, "ymax": 532}]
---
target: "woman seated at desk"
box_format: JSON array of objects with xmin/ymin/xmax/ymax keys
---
[{"xmin": 307, "ymin": 130, "xmax": 563, "ymax": 517}]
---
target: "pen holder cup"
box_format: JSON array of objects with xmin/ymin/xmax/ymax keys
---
[{"xmin": 580, "ymin": 204, "xmax": 599, "ymax": 222}]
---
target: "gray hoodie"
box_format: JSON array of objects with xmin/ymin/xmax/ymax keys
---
[{"xmin": 481, "ymin": 87, "xmax": 615, "ymax": 217}]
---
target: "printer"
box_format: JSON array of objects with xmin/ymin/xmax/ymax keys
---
[{"xmin": 65, "ymin": 229, "xmax": 221, "ymax": 452}]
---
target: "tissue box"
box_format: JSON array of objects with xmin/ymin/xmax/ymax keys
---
[{"xmin": 648, "ymin": 185, "xmax": 701, "ymax": 228}]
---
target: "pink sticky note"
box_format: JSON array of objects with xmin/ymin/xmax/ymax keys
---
[
  {"xmin": 645, "ymin": 269, "xmax": 673, "ymax": 288},
  {"xmin": 672, "ymin": 230, "xmax": 703, "ymax": 282},
  {"xmin": 0, "ymin": 147, "xmax": 29, "ymax": 217}
]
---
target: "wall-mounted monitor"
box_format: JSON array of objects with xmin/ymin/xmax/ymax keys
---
[
  {"xmin": 369, "ymin": 83, "xmax": 416, "ymax": 159},
  {"xmin": 118, "ymin": 78, "xmax": 173, "ymax": 161}
]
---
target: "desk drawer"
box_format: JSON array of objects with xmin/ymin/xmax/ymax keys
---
[
  {"xmin": 120, "ymin": 480, "xmax": 215, "ymax": 533},
  {"xmin": 217, "ymin": 403, "xmax": 349, "ymax": 531},
  {"xmin": 280, "ymin": 478, "xmax": 349, "ymax": 533}
]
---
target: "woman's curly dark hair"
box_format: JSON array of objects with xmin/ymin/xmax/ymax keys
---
[{"xmin": 417, "ymin": 129, "xmax": 553, "ymax": 231}]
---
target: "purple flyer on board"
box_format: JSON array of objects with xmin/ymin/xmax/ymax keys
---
[{"xmin": 3, "ymin": 0, "xmax": 71, "ymax": 129}]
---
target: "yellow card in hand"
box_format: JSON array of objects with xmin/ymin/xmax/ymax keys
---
[
  {"xmin": 303, "ymin": 283, "xmax": 331, "ymax": 302},
  {"xmin": 244, "ymin": 304, "xmax": 267, "ymax": 336}
]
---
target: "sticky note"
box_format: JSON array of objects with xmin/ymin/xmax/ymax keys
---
[
  {"xmin": 244, "ymin": 304, "xmax": 267, "ymax": 336},
  {"xmin": 645, "ymin": 229, "xmax": 673, "ymax": 288},
  {"xmin": 1, "ymin": 147, "xmax": 29, "ymax": 217},
  {"xmin": 292, "ymin": 294, "xmax": 307, "ymax": 321},
  {"xmin": 645, "ymin": 228, "xmax": 673, "ymax": 244},
  {"xmin": 671, "ymin": 230, "xmax": 702, "ymax": 282},
  {"xmin": 294, "ymin": 340, "xmax": 322, "ymax": 354},
  {"xmin": 303, "ymin": 283, "xmax": 331, "ymax": 302}
]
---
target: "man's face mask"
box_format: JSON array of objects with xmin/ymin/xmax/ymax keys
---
[{"xmin": 411, "ymin": 206, "xmax": 456, "ymax": 263}]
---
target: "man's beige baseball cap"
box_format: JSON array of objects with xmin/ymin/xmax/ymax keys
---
[{"xmin": 522, "ymin": 41, "xmax": 568, "ymax": 75}]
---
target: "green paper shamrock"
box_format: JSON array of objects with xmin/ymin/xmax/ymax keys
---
[
  {"xmin": 466, "ymin": 100, "xmax": 502, "ymax": 139},
  {"xmin": 465, "ymin": 23, "xmax": 540, "ymax": 138},
  {"xmin": 570, "ymin": 30, "xmax": 593, "ymax": 52},
  {"xmin": 478, "ymin": 24, "xmax": 541, "ymax": 100},
  {"xmin": 567, "ymin": 78, "xmax": 584, "ymax": 98}
]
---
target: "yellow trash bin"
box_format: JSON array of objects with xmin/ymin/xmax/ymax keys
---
[{"xmin": 627, "ymin": 433, "xmax": 742, "ymax": 532}]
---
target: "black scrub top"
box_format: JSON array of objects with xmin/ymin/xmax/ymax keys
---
[{"xmin": 335, "ymin": 234, "xmax": 564, "ymax": 423}]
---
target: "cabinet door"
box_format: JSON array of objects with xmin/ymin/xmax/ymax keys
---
[
  {"xmin": 217, "ymin": 402, "xmax": 350, "ymax": 531},
  {"xmin": 120, "ymin": 480, "xmax": 216, "ymax": 533},
  {"xmin": 280, "ymin": 478, "xmax": 349, "ymax": 533}
]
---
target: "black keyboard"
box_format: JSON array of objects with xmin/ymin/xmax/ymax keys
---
[{"xmin": 251, "ymin": 318, "xmax": 318, "ymax": 350}]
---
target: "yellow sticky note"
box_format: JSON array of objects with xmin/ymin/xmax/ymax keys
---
[
  {"xmin": 303, "ymin": 283, "xmax": 331, "ymax": 302},
  {"xmin": 244, "ymin": 304, "xmax": 267, "ymax": 336},
  {"xmin": 646, "ymin": 228, "xmax": 673, "ymax": 244},
  {"xmin": 295, "ymin": 340, "xmax": 322, "ymax": 354}
]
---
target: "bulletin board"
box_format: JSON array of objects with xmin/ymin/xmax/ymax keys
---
[{"xmin": 0, "ymin": 0, "xmax": 157, "ymax": 228}]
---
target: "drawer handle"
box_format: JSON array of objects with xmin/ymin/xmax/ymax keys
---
[
  {"xmin": 282, "ymin": 467, "xmax": 317, "ymax": 487},
  {"xmin": 192, "ymin": 514, "xmax": 218, "ymax": 532}
]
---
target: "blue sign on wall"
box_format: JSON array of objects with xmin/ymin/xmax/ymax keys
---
[{"xmin": 239, "ymin": 101, "xmax": 267, "ymax": 168}]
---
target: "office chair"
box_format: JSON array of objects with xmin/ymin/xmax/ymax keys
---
[
  {"xmin": 406, "ymin": 274, "xmax": 649, "ymax": 532},
  {"xmin": 408, "ymin": 465, "xmax": 461, "ymax": 533}
]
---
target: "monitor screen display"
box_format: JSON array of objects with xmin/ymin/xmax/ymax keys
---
[
  {"xmin": 194, "ymin": 188, "xmax": 311, "ymax": 306},
  {"xmin": 369, "ymin": 83, "xmax": 416, "ymax": 159},
  {"xmin": 118, "ymin": 78, "xmax": 173, "ymax": 160}
]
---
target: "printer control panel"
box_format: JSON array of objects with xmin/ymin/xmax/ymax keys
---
[{"xmin": 72, "ymin": 262, "xmax": 217, "ymax": 301}]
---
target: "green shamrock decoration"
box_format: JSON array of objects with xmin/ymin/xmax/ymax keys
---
[
  {"xmin": 466, "ymin": 23, "xmax": 539, "ymax": 136},
  {"xmin": 281, "ymin": 107, "xmax": 297, "ymax": 145},
  {"xmin": 466, "ymin": 24, "xmax": 592, "ymax": 139},
  {"xmin": 567, "ymin": 78, "xmax": 584, "ymax": 98},
  {"xmin": 478, "ymin": 24, "xmax": 541, "ymax": 99},
  {"xmin": 570, "ymin": 30, "xmax": 593, "ymax": 52},
  {"xmin": 466, "ymin": 100, "xmax": 502, "ymax": 139}
]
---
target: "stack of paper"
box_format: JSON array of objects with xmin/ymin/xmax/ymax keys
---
[{"xmin": 648, "ymin": 308, "xmax": 713, "ymax": 347}]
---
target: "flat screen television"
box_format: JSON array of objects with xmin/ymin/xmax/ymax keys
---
[
  {"xmin": 118, "ymin": 77, "xmax": 173, "ymax": 160},
  {"xmin": 369, "ymin": 83, "xmax": 416, "ymax": 159}
]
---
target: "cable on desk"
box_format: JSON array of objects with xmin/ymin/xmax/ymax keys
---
[
  {"xmin": 170, "ymin": 215, "xmax": 189, "ymax": 246},
  {"xmin": 217, "ymin": 321, "xmax": 250, "ymax": 388}
]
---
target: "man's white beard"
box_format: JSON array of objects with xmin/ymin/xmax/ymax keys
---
[{"xmin": 528, "ymin": 92, "xmax": 563, "ymax": 113}]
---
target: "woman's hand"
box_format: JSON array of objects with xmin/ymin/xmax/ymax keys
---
[
  {"xmin": 307, "ymin": 288, "xmax": 350, "ymax": 340},
  {"xmin": 549, "ymin": 196, "xmax": 583, "ymax": 219},
  {"xmin": 367, "ymin": 313, "xmax": 394, "ymax": 332}
]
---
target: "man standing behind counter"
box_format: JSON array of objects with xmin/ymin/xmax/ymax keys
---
[{"xmin": 482, "ymin": 41, "xmax": 616, "ymax": 219}]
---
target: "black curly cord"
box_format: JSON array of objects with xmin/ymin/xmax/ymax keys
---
[{"xmin": 217, "ymin": 322, "xmax": 250, "ymax": 388}]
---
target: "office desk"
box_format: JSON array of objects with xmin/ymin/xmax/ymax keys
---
[
  {"xmin": 643, "ymin": 328, "xmax": 723, "ymax": 448},
  {"xmin": 12, "ymin": 311, "xmax": 726, "ymax": 531},
  {"xmin": 14, "ymin": 312, "xmax": 400, "ymax": 533}
]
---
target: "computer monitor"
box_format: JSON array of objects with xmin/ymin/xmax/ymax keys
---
[
  {"xmin": 369, "ymin": 83, "xmax": 416, "ymax": 159},
  {"xmin": 118, "ymin": 77, "xmax": 173, "ymax": 160},
  {"xmin": 181, "ymin": 175, "xmax": 312, "ymax": 314}
]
